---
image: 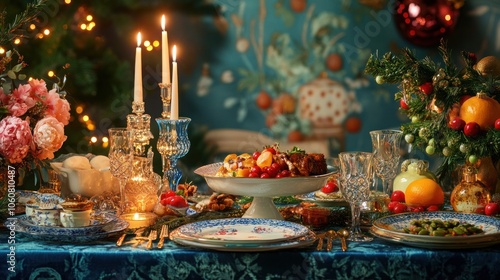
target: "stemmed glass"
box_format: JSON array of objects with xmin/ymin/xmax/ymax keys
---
[
  {"xmin": 108, "ymin": 128, "xmax": 134, "ymax": 214},
  {"xmin": 369, "ymin": 130, "xmax": 403, "ymax": 196},
  {"xmin": 338, "ymin": 152, "xmax": 374, "ymax": 242}
]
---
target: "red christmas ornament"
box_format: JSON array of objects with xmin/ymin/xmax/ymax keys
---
[
  {"xmin": 419, "ymin": 82, "xmax": 433, "ymax": 95},
  {"xmin": 393, "ymin": 0, "xmax": 461, "ymax": 47},
  {"xmin": 464, "ymin": 122, "xmax": 480, "ymax": 137}
]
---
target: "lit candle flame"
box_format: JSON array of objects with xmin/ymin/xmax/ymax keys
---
[
  {"xmin": 133, "ymin": 212, "xmax": 139, "ymax": 220},
  {"xmin": 173, "ymin": 45, "xmax": 177, "ymax": 62},
  {"xmin": 137, "ymin": 32, "xmax": 141, "ymax": 47},
  {"xmin": 161, "ymin": 15, "xmax": 166, "ymax": 31}
]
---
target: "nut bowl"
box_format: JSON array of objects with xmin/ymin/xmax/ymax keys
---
[{"xmin": 194, "ymin": 162, "xmax": 336, "ymax": 220}]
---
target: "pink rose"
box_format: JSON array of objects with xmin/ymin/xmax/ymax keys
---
[
  {"xmin": 0, "ymin": 116, "xmax": 33, "ymax": 163},
  {"xmin": 33, "ymin": 116, "xmax": 67, "ymax": 160}
]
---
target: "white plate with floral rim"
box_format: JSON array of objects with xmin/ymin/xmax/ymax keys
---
[
  {"xmin": 170, "ymin": 228, "xmax": 317, "ymax": 252},
  {"xmin": 173, "ymin": 218, "xmax": 310, "ymax": 245},
  {"xmin": 370, "ymin": 211, "xmax": 500, "ymax": 249}
]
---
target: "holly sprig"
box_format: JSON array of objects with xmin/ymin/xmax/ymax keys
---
[{"xmin": 365, "ymin": 40, "xmax": 500, "ymax": 183}]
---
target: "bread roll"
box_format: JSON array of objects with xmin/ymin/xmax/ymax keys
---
[{"xmin": 62, "ymin": 156, "xmax": 91, "ymax": 170}]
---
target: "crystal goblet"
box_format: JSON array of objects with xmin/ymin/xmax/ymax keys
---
[
  {"xmin": 108, "ymin": 128, "xmax": 134, "ymax": 214},
  {"xmin": 338, "ymin": 152, "xmax": 374, "ymax": 242},
  {"xmin": 369, "ymin": 129, "xmax": 403, "ymax": 196},
  {"xmin": 155, "ymin": 117, "xmax": 191, "ymax": 192}
]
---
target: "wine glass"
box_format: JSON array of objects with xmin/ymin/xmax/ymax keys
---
[
  {"xmin": 338, "ymin": 152, "xmax": 374, "ymax": 242},
  {"xmin": 369, "ymin": 129, "xmax": 403, "ymax": 196},
  {"xmin": 108, "ymin": 128, "xmax": 134, "ymax": 215}
]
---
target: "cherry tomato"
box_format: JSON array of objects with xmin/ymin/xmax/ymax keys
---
[
  {"xmin": 271, "ymin": 162, "xmax": 282, "ymax": 172},
  {"xmin": 388, "ymin": 201, "xmax": 400, "ymax": 213},
  {"xmin": 260, "ymin": 173, "xmax": 271, "ymax": 178},
  {"xmin": 248, "ymin": 172, "xmax": 260, "ymax": 178},
  {"xmin": 426, "ymin": 205, "xmax": 440, "ymax": 211},
  {"xmin": 267, "ymin": 165, "xmax": 279, "ymax": 178},
  {"xmin": 280, "ymin": 170, "xmax": 291, "ymax": 177},
  {"xmin": 252, "ymin": 151, "xmax": 261, "ymax": 160},
  {"xmin": 485, "ymin": 202, "xmax": 500, "ymax": 216},
  {"xmin": 390, "ymin": 190, "xmax": 405, "ymax": 203},
  {"xmin": 393, "ymin": 203, "xmax": 408, "ymax": 214},
  {"xmin": 265, "ymin": 147, "xmax": 277, "ymax": 155},
  {"xmin": 250, "ymin": 166, "xmax": 262, "ymax": 175},
  {"xmin": 410, "ymin": 206, "xmax": 425, "ymax": 212},
  {"xmin": 168, "ymin": 196, "xmax": 188, "ymax": 208},
  {"xmin": 160, "ymin": 190, "xmax": 176, "ymax": 201},
  {"xmin": 321, "ymin": 181, "xmax": 338, "ymax": 193}
]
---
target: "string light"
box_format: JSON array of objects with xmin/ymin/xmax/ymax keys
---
[
  {"xmin": 47, "ymin": 71, "xmax": 55, "ymax": 77},
  {"xmin": 0, "ymin": 48, "xmax": 5, "ymax": 54},
  {"xmin": 29, "ymin": 24, "xmax": 36, "ymax": 30},
  {"xmin": 90, "ymin": 136, "xmax": 97, "ymax": 143},
  {"xmin": 64, "ymin": 0, "xmax": 71, "ymax": 4},
  {"xmin": 153, "ymin": 40, "xmax": 160, "ymax": 47},
  {"xmin": 75, "ymin": 105, "xmax": 84, "ymax": 114},
  {"xmin": 43, "ymin": 29, "xmax": 50, "ymax": 35},
  {"xmin": 82, "ymin": 115, "xmax": 89, "ymax": 122},
  {"xmin": 86, "ymin": 15, "xmax": 93, "ymax": 21}
]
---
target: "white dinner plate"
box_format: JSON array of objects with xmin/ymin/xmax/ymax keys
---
[
  {"xmin": 371, "ymin": 211, "xmax": 500, "ymax": 249},
  {"xmin": 18, "ymin": 212, "xmax": 115, "ymax": 235},
  {"xmin": 173, "ymin": 218, "xmax": 310, "ymax": 245},
  {"xmin": 170, "ymin": 228, "xmax": 317, "ymax": 252}
]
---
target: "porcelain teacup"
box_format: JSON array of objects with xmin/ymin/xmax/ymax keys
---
[
  {"xmin": 60, "ymin": 209, "xmax": 92, "ymax": 228},
  {"xmin": 33, "ymin": 208, "xmax": 62, "ymax": 226}
]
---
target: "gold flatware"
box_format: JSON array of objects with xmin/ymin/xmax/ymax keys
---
[
  {"xmin": 116, "ymin": 233, "xmax": 127, "ymax": 247},
  {"xmin": 315, "ymin": 233, "xmax": 326, "ymax": 251},
  {"xmin": 337, "ymin": 229, "xmax": 349, "ymax": 252},
  {"xmin": 146, "ymin": 230, "xmax": 158, "ymax": 250},
  {"xmin": 157, "ymin": 224, "xmax": 168, "ymax": 249},
  {"xmin": 325, "ymin": 230, "xmax": 338, "ymax": 252},
  {"xmin": 132, "ymin": 229, "xmax": 148, "ymax": 248}
]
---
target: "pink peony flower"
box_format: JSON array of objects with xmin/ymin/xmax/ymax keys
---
[
  {"xmin": 32, "ymin": 116, "xmax": 67, "ymax": 160},
  {"xmin": 0, "ymin": 116, "xmax": 33, "ymax": 163},
  {"xmin": 0, "ymin": 83, "xmax": 36, "ymax": 117},
  {"xmin": 28, "ymin": 79, "xmax": 49, "ymax": 100},
  {"xmin": 44, "ymin": 88, "xmax": 71, "ymax": 125}
]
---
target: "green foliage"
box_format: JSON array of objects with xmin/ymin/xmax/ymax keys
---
[{"xmin": 365, "ymin": 40, "xmax": 500, "ymax": 182}]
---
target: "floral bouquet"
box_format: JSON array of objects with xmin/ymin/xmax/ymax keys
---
[
  {"xmin": 364, "ymin": 40, "xmax": 500, "ymax": 190},
  {"xmin": 0, "ymin": 51, "xmax": 71, "ymax": 180}
]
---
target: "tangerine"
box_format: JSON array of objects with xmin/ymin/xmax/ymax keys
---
[
  {"xmin": 459, "ymin": 92, "xmax": 500, "ymax": 130},
  {"xmin": 404, "ymin": 178, "xmax": 444, "ymax": 207}
]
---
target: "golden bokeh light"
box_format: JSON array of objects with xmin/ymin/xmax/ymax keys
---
[
  {"xmin": 0, "ymin": 48, "xmax": 5, "ymax": 54},
  {"xmin": 80, "ymin": 23, "xmax": 87, "ymax": 30},
  {"xmin": 90, "ymin": 136, "xmax": 97, "ymax": 143},
  {"xmin": 30, "ymin": 24, "xmax": 36, "ymax": 30},
  {"xmin": 64, "ymin": 0, "xmax": 71, "ymax": 4},
  {"xmin": 75, "ymin": 105, "xmax": 84, "ymax": 114},
  {"xmin": 47, "ymin": 71, "xmax": 55, "ymax": 77},
  {"xmin": 86, "ymin": 15, "xmax": 93, "ymax": 21},
  {"xmin": 146, "ymin": 45, "xmax": 153, "ymax": 51},
  {"xmin": 87, "ymin": 123, "xmax": 95, "ymax": 130},
  {"xmin": 82, "ymin": 115, "xmax": 90, "ymax": 122},
  {"xmin": 102, "ymin": 136, "xmax": 109, "ymax": 143},
  {"xmin": 153, "ymin": 40, "xmax": 160, "ymax": 47},
  {"xmin": 43, "ymin": 29, "xmax": 50, "ymax": 35}
]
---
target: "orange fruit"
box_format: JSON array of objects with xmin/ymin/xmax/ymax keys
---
[
  {"xmin": 256, "ymin": 150, "xmax": 273, "ymax": 168},
  {"xmin": 459, "ymin": 92, "xmax": 500, "ymax": 130},
  {"xmin": 405, "ymin": 178, "xmax": 444, "ymax": 207},
  {"xmin": 256, "ymin": 91, "xmax": 272, "ymax": 110}
]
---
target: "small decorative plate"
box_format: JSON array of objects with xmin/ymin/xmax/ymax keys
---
[
  {"xmin": 371, "ymin": 211, "xmax": 500, "ymax": 249},
  {"xmin": 13, "ymin": 216, "xmax": 128, "ymax": 243},
  {"xmin": 295, "ymin": 192, "xmax": 348, "ymax": 207},
  {"xmin": 18, "ymin": 212, "xmax": 116, "ymax": 235},
  {"xmin": 171, "ymin": 229, "xmax": 317, "ymax": 252},
  {"xmin": 174, "ymin": 218, "xmax": 310, "ymax": 245}
]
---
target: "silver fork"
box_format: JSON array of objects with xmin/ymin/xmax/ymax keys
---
[{"xmin": 146, "ymin": 230, "xmax": 158, "ymax": 250}]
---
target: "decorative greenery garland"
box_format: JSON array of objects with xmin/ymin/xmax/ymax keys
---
[{"xmin": 365, "ymin": 40, "xmax": 500, "ymax": 183}]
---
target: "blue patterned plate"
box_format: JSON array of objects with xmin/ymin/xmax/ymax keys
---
[
  {"xmin": 17, "ymin": 212, "xmax": 116, "ymax": 235},
  {"xmin": 13, "ymin": 217, "xmax": 129, "ymax": 243},
  {"xmin": 175, "ymin": 218, "xmax": 310, "ymax": 245},
  {"xmin": 371, "ymin": 211, "xmax": 500, "ymax": 249}
]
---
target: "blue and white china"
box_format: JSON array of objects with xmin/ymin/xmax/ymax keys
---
[
  {"xmin": 371, "ymin": 211, "xmax": 500, "ymax": 249},
  {"xmin": 175, "ymin": 218, "xmax": 310, "ymax": 244},
  {"xmin": 14, "ymin": 216, "xmax": 128, "ymax": 243},
  {"xmin": 33, "ymin": 208, "xmax": 62, "ymax": 227},
  {"xmin": 60, "ymin": 209, "xmax": 92, "ymax": 228},
  {"xmin": 295, "ymin": 192, "xmax": 348, "ymax": 207},
  {"xmin": 19, "ymin": 212, "xmax": 115, "ymax": 235}
]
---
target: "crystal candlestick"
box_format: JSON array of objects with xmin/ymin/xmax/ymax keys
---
[
  {"xmin": 156, "ymin": 117, "xmax": 191, "ymax": 192},
  {"xmin": 159, "ymin": 83, "xmax": 172, "ymax": 119},
  {"xmin": 127, "ymin": 101, "xmax": 154, "ymax": 157}
]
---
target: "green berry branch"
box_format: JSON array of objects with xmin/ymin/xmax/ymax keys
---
[{"xmin": 365, "ymin": 40, "xmax": 500, "ymax": 183}]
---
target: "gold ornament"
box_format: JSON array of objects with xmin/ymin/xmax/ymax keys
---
[{"xmin": 474, "ymin": 56, "xmax": 500, "ymax": 77}]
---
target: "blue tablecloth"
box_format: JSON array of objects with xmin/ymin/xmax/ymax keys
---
[{"xmin": 2, "ymin": 221, "xmax": 500, "ymax": 280}]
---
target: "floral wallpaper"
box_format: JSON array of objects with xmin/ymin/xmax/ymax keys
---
[{"xmin": 174, "ymin": 0, "xmax": 500, "ymax": 156}]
